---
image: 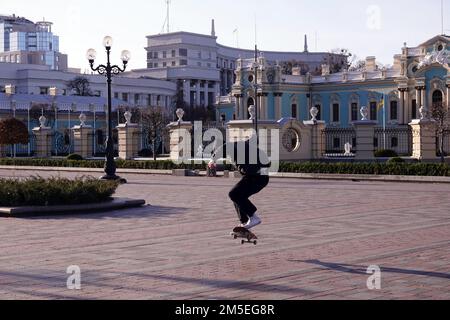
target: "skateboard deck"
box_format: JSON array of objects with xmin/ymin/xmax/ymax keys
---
[{"xmin": 230, "ymin": 227, "xmax": 258, "ymax": 245}]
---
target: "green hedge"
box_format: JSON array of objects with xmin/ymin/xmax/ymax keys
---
[
  {"xmin": 0, "ymin": 158, "xmax": 235, "ymax": 172},
  {"xmin": 278, "ymin": 162, "xmax": 450, "ymax": 176},
  {"xmin": 0, "ymin": 176, "xmax": 119, "ymax": 207},
  {"xmin": 0, "ymin": 158, "xmax": 449, "ymax": 177}
]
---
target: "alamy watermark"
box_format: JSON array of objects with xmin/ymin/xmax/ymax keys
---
[
  {"xmin": 66, "ymin": 265, "xmax": 81, "ymax": 290},
  {"xmin": 172, "ymin": 122, "xmax": 280, "ymax": 174},
  {"xmin": 366, "ymin": 5, "xmax": 382, "ymax": 31},
  {"xmin": 366, "ymin": 265, "xmax": 381, "ymax": 290}
]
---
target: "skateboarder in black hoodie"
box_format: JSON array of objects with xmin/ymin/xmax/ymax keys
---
[{"xmin": 210, "ymin": 138, "xmax": 270, "ymax": 229}]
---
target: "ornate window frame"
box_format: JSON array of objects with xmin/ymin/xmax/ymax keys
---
[
  {"xmin": 290, "ymin": 94, "xmax": 299, "ymax": 120},
  {"xmin": 388, "ymin": 90, "xmax": 400, "ymax": 124},
  {"xmin": 368, "ymin": 92, "xmax": 379, "ymax": 122},
  {"xmin": 348, "ymin": 93, "xmax": 360, "ymax": 124},
  {"xmin": 329, "ymin": 93, "xmax": 340, "ymax": 125}
]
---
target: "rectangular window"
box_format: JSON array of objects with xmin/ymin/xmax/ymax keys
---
[
  {"xmin": 291, "ymin": 104, "xmax": 297, "ymax": 119},
  {"xmin": 153, "ymin": 52, "xmax": 158, "ymax": 59},
  {"xmin": 332, "ymin": 103, "xmax": 340, "ymax": 122},
  {"xmin": 114, "ymin": 92, "xmax": 119, "ymax": 99},
  {"xmin": 147, "ymin": 52, "xmax": 152, "ymax": 59},
  {"xmin": 134, "ymin": 94, "xmax": 140, "ymax": 104},
  {"xmin": 147, "ymin": 62, "xmax": 153, "ymax": 68},
  {"xmin": 412, "ymin": 99, "xmax": 417, "ymax": 119},
  {"xmin": 122, "ymin": 93, "xmax": 128, "ymax": 102},
  {"xmin": 351, "ymin": 103, "xmax": 359, "ymax": 121},
  {"xmin": 171, "ymin": 61, "xmax": 176, "ymax": 66},
  {"xmin": 154, "ymin": 62, "xmax": 158, "ymax": 68},
  {"xmin": 180, "ymin": 59, "xmax": 187, "ymax": 66},
  {"xmin": 390, "ymin": 101, "xmax": 398, "ymax": 120},
  {"xmin": 171, "ymin": 50, "xmax": 176, "ymax": 57},
  {"xmin": 163, "ymin": 51, "xmax": 167, "ymax": 58},
  {"xmin": 163, "ymin": 62, "xmax": 167, "ymax": 67},
  {"xmin": 179, "ymin": 48, "xmax": 188, "ymax": 57},
  {"xmin": 370, "ymin": 102, "xmax": 378, "ymax": 121}
]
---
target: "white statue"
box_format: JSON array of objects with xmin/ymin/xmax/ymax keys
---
[
  {"xmin": 310, "ymin": 106, "xmax": 319, "ymax": 121},
  {"xmin": 176, "ymin": 108, "xmax": 185, "ymax": 122},
  {"xmin": 248, "ymin": 105, "xmax": 256, "ymax": 120},
  {"xmin": 124, "ymin": 110, "xmax": 132, "ymax": 125},
  {"xmin": 39, "ymin": 115, "xmax": 47, "ymax": 128},
  {"xmin": 344, "ymin": 142, "xmax": 352, "ymax": 155},
  {"xmin": 79, "ymin": 113, "xmax": 87, "ymax": 126},
  {"xmin": 360, "ymin": 106, "xmax": 369, "ymax": 121},
  {"xmin": 419, "ymin": 106, "xmax": 427, "ymax": 120}
]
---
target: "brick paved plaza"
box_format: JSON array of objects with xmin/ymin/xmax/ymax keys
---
[{"xmin": 0, "ymin": 169, "xmax": 449, "ymax": 300}]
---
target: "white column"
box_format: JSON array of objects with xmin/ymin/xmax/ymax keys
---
[
  {"xmin": 240, "ymin": 95, "xmax": 245, "ymax": 119},
  {"xmin": 183, "ymin": 80, "xmax": 190, "ymax": 105},
  {"xmin": 235, "ymin": 95, "xmax": 240, "ymax": 120},
  {"xmin": 421, "ymin": 88, "xmax": 426, "ymax": 110},
  {"xmin": 196, "ymin": 81, "xmax": 201, "ymax": 108},
  {"xmin": 399, "ymin": 90, "xmax": 405, "ymax": 125},
  {"xmin": 416, "ymin": 87, "xmax": 422, "ymax": 110},
  {"xmin": 204, "ymin": 83, "xmax": 209, "ymax": 107},
  {"xmin": 404, "ymin": 90, "xmax": 410, "ymax": 123},
  {"xmin": 262, "ymin": 94, "xmax": 268, "ymax": 120}
]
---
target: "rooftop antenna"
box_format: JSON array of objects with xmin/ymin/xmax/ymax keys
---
[
  {"xmin": 166, "ymin": 0, "xmax": 171, "ymax": 33},
  {"xmin": 161, "ymin": 0, "xmax": 171, "ymax": 33}
]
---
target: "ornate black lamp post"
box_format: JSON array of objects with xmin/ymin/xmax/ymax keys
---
[{"xmin": 86, "ymin": 36, "xmax": 130, "ymax": 182}]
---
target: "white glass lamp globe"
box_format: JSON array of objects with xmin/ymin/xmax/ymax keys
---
[
  {"xmin": 103, "ymin": 36, "xmax": 113, "ymax": 48},
  {"xmin": 121, "ymin": 50, "xmax": 131, "ymax": 63},
  {"xmin": 86, "ymin": 48, "xmax": 97, "ymax": 62}
]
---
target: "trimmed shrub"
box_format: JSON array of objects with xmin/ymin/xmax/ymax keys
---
[
  {"xmin": 67, "ymin": 154, "xmax": 84, "ymax": 161},
  {"xmin": 374, "ymin": 149, "xmax": 398, "ymax": 158},
  {"xmin": 387, "ymin": 157, "xmax": 405, "ymax": 164},
  {"xmin": 0, "ymin": 176, "xmax": 119, "ymax": 207}
]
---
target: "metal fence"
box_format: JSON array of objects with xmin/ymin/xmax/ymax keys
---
[
  {"xmin": 374, "ymin": 126, "xmax": 412, "ymax": 156},
  {"xmin": 322, "ymin": 127, "xmax": 357, "ymax": 157}
]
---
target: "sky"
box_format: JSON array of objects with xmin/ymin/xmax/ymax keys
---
[{"xmin": 1, "ymin": 0, "xmax": 449, "ymax": 70}]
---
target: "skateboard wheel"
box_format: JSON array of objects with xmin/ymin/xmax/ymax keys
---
[
  {"xmin": 234, "ymin": 235, "xmax": 237, "ymax": 240},
  {"xmin": 241, "ymin": 240, "xmax": 245, "ymax": 245},
  {"xmin": 253, "ymin": 241, "xmax": 257, "ymax": 245}
]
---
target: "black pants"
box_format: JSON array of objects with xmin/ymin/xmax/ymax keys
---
[{"xmin": 229, "ymin": 174, "xmax": 270, "ymax": 224}]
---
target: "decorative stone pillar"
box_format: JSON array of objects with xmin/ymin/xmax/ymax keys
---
[
  {"xmin": 304, "ymin": 107, "xmax": 326, "ymax": 159},
  {"xmin": 72, "ymin": 113, "xmax": 93, "ymax": 158},
  {"xmin": 167, "ymin": 108, "xmax": 193, "ymax": 162},
  {"xmin": 353, "ymin": 107, "xmax": 377, "ymax": 160},
  {"xmin": 274, "ymin": 93, "xmax": 283, "ymax": 120},
  {"xmin": 117, "ymin": 111, "xmax": 140, "ymax": 160},
  {"xmin": 409, "ymin": 119, "xmax": 437, "ymax": 161},
  {"xmin": 32, "ymin": 116, "xmax": 52, "ymax": 158}
]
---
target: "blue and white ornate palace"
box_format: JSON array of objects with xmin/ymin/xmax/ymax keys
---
[{"xmin": 216, "ymin": 35, "xmax": 450, "ymax": 128}]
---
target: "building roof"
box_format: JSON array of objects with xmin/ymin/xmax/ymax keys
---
[{"xmin": 0, "ymin": 93, "xmax": 132, "ymax": 112}]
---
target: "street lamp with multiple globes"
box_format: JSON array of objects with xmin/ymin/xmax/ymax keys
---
[{"xmin": 86, "ymin": 36, "xmax": 131, "ymax": 183}]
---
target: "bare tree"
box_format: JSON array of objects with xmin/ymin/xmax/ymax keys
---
[
  {"xmin": 430, "ymin": 102, "xmax": 449, "ymax": 163},
  {"xmin": 67, "ymin": 77, "xmax": 93, "ymax": 96},
  {"xmin": 141, "ymin": 107, "xmax": 167, "ymax": 161}
]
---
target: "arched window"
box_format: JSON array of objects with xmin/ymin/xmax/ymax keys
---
[{"xmin": 432, "ymin": 90, "xmax": 443, "ymax": 107}]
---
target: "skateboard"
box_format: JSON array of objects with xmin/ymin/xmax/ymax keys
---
[{"xmin": 230, "ymin": 227, "xmax": 258, "ymax": 245}]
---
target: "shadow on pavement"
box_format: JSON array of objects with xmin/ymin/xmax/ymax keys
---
[
  {"xmin": 297, "ymin": 260, "xmax": 450, "ymax": 280},
  {"xmin": 124, "ymin": 272, "xmax": 317, "ymax": 296},
  {"xmin": 13, "ymin": 205, "xmax": 188, "ymax": 220}
]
